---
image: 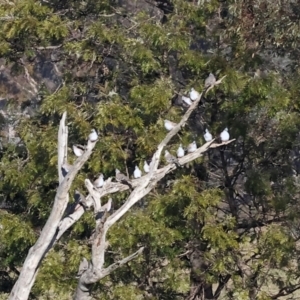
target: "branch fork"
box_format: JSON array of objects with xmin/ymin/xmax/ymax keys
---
[{"xmin": 9, "ymin": 75, "xmax": 229, "ymax": 300}]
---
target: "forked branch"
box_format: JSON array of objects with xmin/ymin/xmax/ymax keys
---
[{"xmin": 74, "ymin": 75, "xmax": 229, "ymax": 299}]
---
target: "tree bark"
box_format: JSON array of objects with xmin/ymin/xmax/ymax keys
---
[{"xmin": 9, "ymin": 113, "xmax": 97, "ymax": 300}]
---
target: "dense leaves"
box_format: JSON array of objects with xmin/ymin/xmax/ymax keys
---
[{"xmin": 2, "ymin": 0, "xmax": 300, "ymax": 299}]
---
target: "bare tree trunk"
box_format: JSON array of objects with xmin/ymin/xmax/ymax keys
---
[{"xmin": 9, "ymin": 113, "xmax": 97, "ymax": 300}]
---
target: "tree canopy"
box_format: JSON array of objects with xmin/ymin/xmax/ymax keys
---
[{"xmin": 2, "ymin": 0, "xmax": 300, "ymax": 299}]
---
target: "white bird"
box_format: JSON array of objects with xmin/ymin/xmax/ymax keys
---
[
  {"xmin": 105, "ymin": 198, "xmax": 112, "ymax": 212},
  {"xmin": 220, "ymin": 128, "xmax": 230, "ymax": 142},
  {"xmin": 165, "ymin": 150, "xmax": 180, "ymax": 166},
  {"xmin": 144, "ymin": 161, "xmax": 150, "ymax": 173},
  {"xmin": 73, "ymin": 145, "xmax": 84, "ymax": 157},
  {"xmin": 133, "ymin": 165, "xmax": 142, "ymax": 178},
  {"xmin": 189, "ymin": 88, "xmax": 200, "ymax": 101},
  {"xmin": 182, "ymin": 95, "xmax": 192, "ymax": 106},
  {"xmin": 89, "ymin": 129, "xmax": 98, "ymax": 142},
  {"xmin": 177, "ymin": 144, "xmax": 185, "ymax": 158},
  {"xmin": 164, "ymin": 119, "xmax": 177, "ymax": 131},
  {"xmin": 187, "ymin": 141, "xmax": 197, "ymax": 153},
  {"xmin": 204, "ymin": 129, "xmax": 213, "ymax": 142},
  {"xmin": 205, "ymin": 73, "xmax": 216, "ymax": 88},
  {"xmin": 94, "ymin": 173, "xmax": 104, "ymax": 188}
]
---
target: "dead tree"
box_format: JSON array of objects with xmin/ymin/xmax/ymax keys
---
[{"xmin": 9, "ymin": 77, "xmax": 232, "ymax": 300}]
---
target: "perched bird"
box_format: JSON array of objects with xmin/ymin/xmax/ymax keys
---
[
  {"xmin": 61, "ymin": 161, "xmax": 72, "ymax": 177},
  {"xmin": 177, "ymin": 144, "xmax": 185, "ymax": 158},
  {"xmin": 73, "ymin": 145, "xmax": 85, "ymax": 157},
  {"xmin": 89, "ymin": 129, "xmax": 98, "ymax": 142},
  {"xmin": 133, "ymin": 165, "xmax": 142, "ymax": 178},
  {"xmin": 94, "ymin": 173, "xmax": 104, "ymax": 188},
  {"xmin": 182, "ymin": 95, "xmax": 192, "ymax": 106},
  {"xmin": 115, "ymin": 169, "xmax": 129, "ymax": 182},
  {"xmin": 105, "ymin": 198, "xmax": 112, "ymax": 212},
  {"xmin": 204, "ymin": 129, "xmax": 213, "ymax": 142},
  {"xmin": 144, "ymin": 161, "xmax": 150, "ymax": 173},
  {"xmin": 165, "ymin": 150, "xmax": 180, "ymax": 166},
  {"xmin": 115, "ymin": 169, "xmax": 132, "ymax": 188},
  {"xmin": 220, "ymin": 128, "xmax": 230, "ymax": 142},
  {"xmin": 187, "ymin": 141, "xmax": 197, "ymax": 153},
  {"xmin": 164, "ymin": 119, "xmax": 177, "ymax": 131},
  {"xmin": 189, "ymin": 88, "xmax": 200, "ymax": 101},
  {"xmin": 205, "ymin": 73, "xmax": 216, "ymax": 88}
]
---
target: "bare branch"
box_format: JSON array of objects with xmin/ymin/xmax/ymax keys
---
[
  {"xmin": 56, "ymin": 133, "xmax": 234, "ymax": 297},
  {"xmin": 35, "ymin": 45, "xmax": 63, "ymax": 50},
  {"xmin": 74, "ymin": 246, "xmax": 144, "ymax": 300},
  {"xmin": 0, "ymin": 16, "xmax": 15, "ymax": 20},
  {"xmin": 98, "ymin": 13, "xmax": 116, "ymax": 17},
  {"xmin": 149, "ymin": 92, "xmax": 203, "ymax": 174},
  {"xmin": 101, "ymin": 247, "xmax": 144, "ymax": 277},
  {"xmin": 270, "ymin": 284, "xmax": 300, "ymax": 299},
  {"xmin": 149, "ymin": 74, "xmax": 226, "ymax": 175},
  {"xmin": 91, "ymin": 211, "xmax": 109, "ymax": 274},
  {"xmin": 55, "ymin": 194, "xmax": 94, "ymax": 242},
  {"xmin": 214, "ymin": 274, "xmax": 231, "ymax": 299},
  {"xmin": 214, "ymin": 75, "xmax": 227, "ymax": 87},
  {"xmin": 85, "ymin": 179, "xmax": 102, "ymax": 213},
  {"xmin": 58, "ymin": 112, "xmax": 68, "ymax": 184}
]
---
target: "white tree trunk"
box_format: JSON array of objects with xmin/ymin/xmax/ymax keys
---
[{"xmin": 9, "ymin": 112, "xmax": 97, "ymax": 300}]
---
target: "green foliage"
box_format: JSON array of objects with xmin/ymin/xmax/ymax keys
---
[
  {"xmin": 2, "ymin": 0, "xmax": 300, "ymax": 299},
  {"xmin": 0, "ymin": 213, "xmax": 36, "ymax": 266}
]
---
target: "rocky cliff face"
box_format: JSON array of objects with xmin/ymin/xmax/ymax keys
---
[{"xmin": 0, "ymin": 54, "xmax": 62, "ymax": 146}]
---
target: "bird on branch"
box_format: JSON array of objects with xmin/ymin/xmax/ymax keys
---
[
  {"xmin": 205, "ymin": 73, "xmax": 216, "ymax": 88},
  {"xmin": 73, "ymin": 144, "xmax": 85, "ymax": 157},
  {"xmin": 190, "ymin": 88, "xmax": 200, "ymax": 101},
  {"xmin": 204, "ymin": 129, "xmax": 213, "ymax": 142},
  {"xmin": 187, "ymin": 141, "xmax": 197, "ymax": 153},
  {"xmin": 88, "ymin": 129, "xmax": 98, "ymax": 142},
  {"xmin": 133, "ymin": 166, "xmax": 142, "ymax": 178},
  {"xmin": 165, "ymin": 150, "xmax": 181, "ymax": 167},
  {"xmin": 177, "ymin": 144, "xmax": 185, "ymax": 158},
  {"xmin": 94, "ymin": 173, "xmax": 104, "ymax": 188},
  {"xmin": 164, "ymin": 119, "xmax": 178, "ymax": 131},
  {"xmin": 220, "ymin": 128, "xmax": 230, "ymax": 142},
  {"xmin": 115, "ymin": 169, "xmax": 133, "ymax": 189}
]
